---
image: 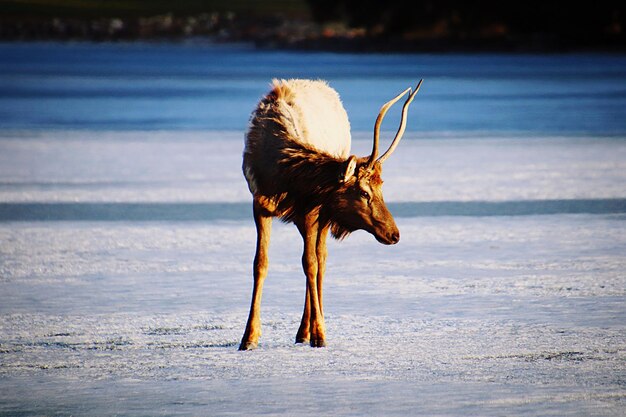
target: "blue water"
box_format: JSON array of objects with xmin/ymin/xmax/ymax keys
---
[{"xmin": 1, "ymin": 42, "xmax": 625, "ymax": 134}]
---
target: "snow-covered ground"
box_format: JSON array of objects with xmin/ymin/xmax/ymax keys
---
[{"xmin": 1, "ymin": 132, "xmax": 625, "ymax": 416}]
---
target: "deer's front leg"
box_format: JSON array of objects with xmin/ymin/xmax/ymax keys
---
[
  {"xmin": 296, "ymin": 212, "xmax": 326, "ymax": 347},
  {"xmin": 239, "ymin": 203, "xmax": 272, "ymax": 351},
  {"xmin": 316, "ymin": 224, "xmax": 329, "ymax": 318},
  {"xmin": 295, "ymin": 223, "xmax": 329, "ymax": 344}
]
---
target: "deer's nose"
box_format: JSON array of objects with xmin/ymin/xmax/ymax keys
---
[{"xmin": 389, "ymin": 230, "xmax": 400, "ymax": 244}]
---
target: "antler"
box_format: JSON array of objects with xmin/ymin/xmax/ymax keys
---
[
  {"xmin": 367, "ymin": 79, "xmax": 423, "ymax": 169},
  {"xmin": 366, "ymin": 86, "xmax": 411, "ymax": 169}
]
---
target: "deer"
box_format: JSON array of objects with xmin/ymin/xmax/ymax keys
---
[{"xmin": 239, "ymin": 78, "xmax": 422, "ymax": 350}]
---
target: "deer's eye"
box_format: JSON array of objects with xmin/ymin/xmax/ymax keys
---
[{"xmin": 360, "ymin": 190, "xmax": 370, "ymax": 201}]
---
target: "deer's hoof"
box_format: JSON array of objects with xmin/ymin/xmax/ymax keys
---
[
  {"xmin": 238, "ymin": 341, "xmax": 258, "ymax": 351},
  {"xmin": 310, "ymin": 338, "xmax": 326, "ymax": 348},
  {"xmin": 295, "ymin": 337, "xmax": 309, "ymax": 344}
]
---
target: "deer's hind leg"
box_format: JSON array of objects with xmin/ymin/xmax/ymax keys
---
[{"xmin": 239, "ymin": 199, "xmax": 273, "ymax": 351}]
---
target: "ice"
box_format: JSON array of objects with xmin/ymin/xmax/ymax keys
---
[
  {"xmin": 0, "ymin": 131, "xmax": 249, "ymax": 203},
  {"xmin": 0, "ymin": 131, "xmax": 625, "ymax": 203},
  {"xmin": 1, "ymin": 131, "xmax": 625, "ymax": 416}
]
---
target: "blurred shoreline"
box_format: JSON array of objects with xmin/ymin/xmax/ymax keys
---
[{"xmin": 1, "ymin": 12, "xmax": 624, "ymax": 53}]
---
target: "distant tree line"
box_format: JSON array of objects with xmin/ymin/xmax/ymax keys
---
[
  {"xmin": 0, "ymin": 0, "xmax": 623, "ymax": 50},
  {"xmin": 306, "ymin": 0, "xmax": 624, "ymax": 48}
]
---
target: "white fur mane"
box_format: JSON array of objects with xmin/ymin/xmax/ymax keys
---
[{"xmin": 271, "ymin": 79, "xmax": 351, "ymax": 159}]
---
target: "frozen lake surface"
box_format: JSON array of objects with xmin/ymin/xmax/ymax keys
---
[{"xmin": 1, "ymin": 131, "xmax": 625, "ymax": 416}]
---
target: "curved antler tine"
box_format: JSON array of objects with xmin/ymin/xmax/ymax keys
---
[
  {"xmin": 367, "ymin": 86, "xmax": 412, "ymax": 169},
  {"xmin": 377, "ymin": 79, "xmax": 423, "ymax": 165}
]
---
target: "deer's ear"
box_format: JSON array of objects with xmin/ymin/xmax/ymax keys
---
[{"xmin": 341, "ymin": 155, "xmax": 357, "ymax": 183}]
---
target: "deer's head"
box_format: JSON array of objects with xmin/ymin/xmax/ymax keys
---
[{"xmin": 329, "ymin": 81, "xmax": 422, "ymax": 245}]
